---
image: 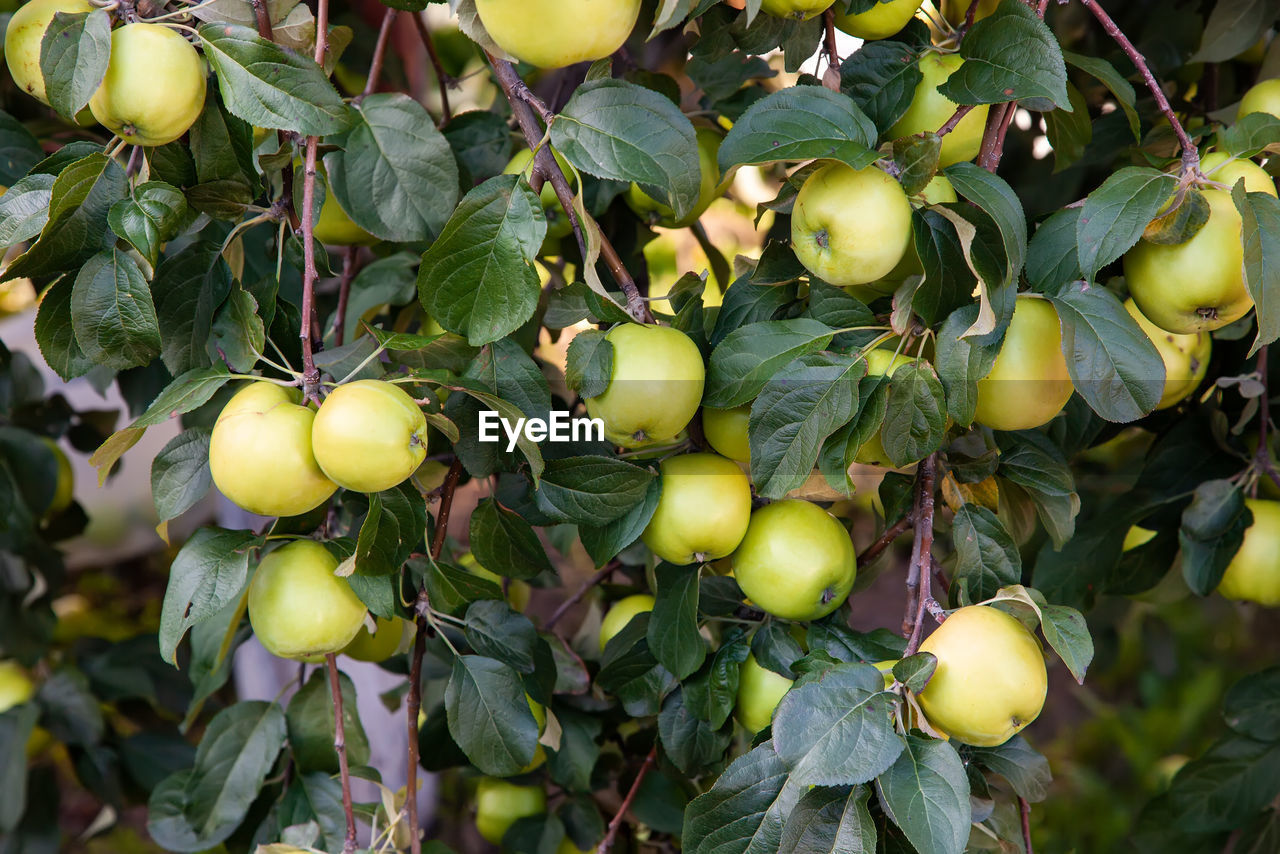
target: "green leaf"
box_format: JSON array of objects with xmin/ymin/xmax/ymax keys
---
[
  {"xmin": 551, "ymin": 78, "xmax": 702, "ymax": 221},
  {"xmin": 469, "ymin": 498, "xmax": 553, "ymax": 581},
  {"xmin": 1075, "ymin": 167, "xmax": 1176, "ymax": 281},
  {"xmin": 718, "ymin": 85, "xmax": 878, "ymax": 173},
  {"xmin": 952, "ymin": 504, "xmax": 1021, "ymax": 602},
  {"xmin": 108, "ymin": 181, "xmax": 187, "ymax": 268},
  {"xmin": 153, "ymin": 241, "xmax": 234, "ymax": 376},
  {"xmin": 421, "ymin": 559, "xmax": 502, "ymax": 617},
  {"xmin": 1025, "ymin": 207, "xmax": 1083, "ymax": 293},
  {"xmin": 891, "ymin": 653, "xmax": 937, "ymax": 695},
  {"xmin": 1191, "ymin": 0, "xmax": 1279, "ymax": 62},
  {"xmin": 548, "ymin": 709, "xmax": 603, "ymax": 793},
  {"xmin": 704, "ymin": 318, "xmax": 835, "ymax": 408},
  {"xmin": 71, "ymin": 250, "xmax": 162, "ymax": 371},
  {"xmin": 0, "ymin": 173, "xmax": 54, "ymax": 245},
  {"xmin": 151, "ymin": 428, "xmax": 213, "ymax": 534},
  {"xmin": 445, "ymin": 655, "xmax": 540, "ymax": 776},
  {"xmin": 1062, "ymin": 51, "xmax": 1139, "ymax": 140},
  {"xmin": 354, "ymin": 482, "xmax": 426, "ymax": 576},
  {"xmin": 186, "ymin": 95, "xmax": 258, "ymax": 219},
  {"xmin": 648, "ymin": 563, "xmax": 705, "ymax": 680},
  {"xmin": 837, "ymin": 39, "xmax": 923, "ymax": 136},
  {"xmin": 464, "ymin": 600, "xmax": 540, "ymax": 674},
  {"xmin": 806, "ymin": 622, "xmax": 906, "ymax": 664},
  {"xmin": 39, "ymin": 9, "xmax": 111, "ymax": 119},
  {"xmin": 1166, "ymin": 735, "xmax": 1280, "ymax": 833},
  {"xmin": 1039, "ymin": 603, "xmax": 1093, "ymax": 684},
  {"xmin": 779, "ymin": 785, "xmax": 876, "ymax": 853},
  {"xmin": 683, "ymin": 742, "xmax": 805, "ymax": 854},
  {"xmin": 565, "ymin": 329, "xmax": 614, "ymax": 398},
  {"xmin": 325, "ymin": 94, "xmax": 459, "ymax": 242},
  {"xmin": 966, "ymin": 735, "xmax": 1052, "ymax": 802},
  {"xmin": 158, "ymin": 527, "xmax": 260, "ymax": 665},
  {"xmin": 711, "ymin": 277, "xmax": 799, "ymax": 347},
  {"xmin": 1043, "ymin": 83, "xmax": 1092, "ymax": 172},
  {"xmin": 286, "ymin": 670, "xmax": 370, "ymax": 773},
  {"xmin": 881, "ymin": 362, "xmax": 947, "ymax": 468},
  {"xmin": 935, "ymin": 303, "xmax": 1000, "ymax": 426},
  {"xmin": 34, "ymin": 275, "xmax": 94, "ymax": 381},
  {"xmin": 197, "ymin": 23, "xmax": 350, "ymax": 135},
  {"xmin": 876, "ymin": 735, "xmax": 970, "ymax": 854},
  {"xmin": 0, "ymin": 110, "xmax": 44, "ymax": 186},
  {"xmin": 996, "ymin": 432, "xmax": 1079, "ymax": 548},
  {"xmin": 533, "ymin": 456, "xmax": 656, "ymax": 526},
  {"xmin": 579, "ymin": 476, "xmax": 662, "ymax": 567},
  {"xmin": 938, "ymin": 0, "xmax": 1070, "ymax": 110},
  {"xmin": 1179, "ymin": 479, "xmax": 1252, "ymax": 596},
  {"xmin": 751, "ymin": 622, "xmax": 804, "ymax": 678},
  {"xmin": 1219, "ymin": 110, "xmax": 1280, "ymax": 158},
  {"xmin": 418, "ymin": 174, "xmax": 546, "ymax": 346},
  {"xmin": 685, "ymin": 630, "xmax": 751, "ymax": 729},
  {"xmin": 0, "ymin": 704, "xmax": 38, "ymax": 833},
  {"xmin": 34, "ymin": 668, "xmax": 103, "ymax": 745},
  {"xmin": 210, "ymin": 284, "xmax": 265, "ymax": 373},
  {"xmin": 1224, "ymin": 666, "xmax": 1280, "ymax": 742},
  {"xmin": 1234, "ymin": 185, "xmax": 1280, "ymax": 355},
  {"xmin": 659, "ymin": 688, "xmax": 733, "ymax": 776},
  {"xmin": 944, "ymin": 162, "xmax": 1027, "ymax": 286},
  {"xmin": 183, "ymin": 700, "xmax": 287, "ymax": 845}
]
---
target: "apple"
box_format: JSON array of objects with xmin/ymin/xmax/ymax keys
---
[
  {"xmin": 1238, "ymin": 78, "xmax": 1280, "ymax": 120},
  {"xmin": 474, "ymin": 777, "xmax": 546, "ymax": 844},
  {"xmin": 0, "ymin": 279, "xmax": 37, "ymax": 316},
  {"xmin": 311, "ymin": 380, "xmax": 428, "ymax": 493},
  {"xmin": 1124, "ymin": 188, "xmax": 1253, "ymax": 334},
  {"xmin": 247, "ymin": 539, "xmax": 368, "ymax": 661},
  {"xmin": 314, "ymin": 174, "xmax": 378, "ymax": 246},
  {"xmin": 1216, "ymin": 498, "xmax": 1280, "ymax": 606},
  {"xmin": 584, "ymin": 324, "xmax": 705, "ymax": 448},
  {"xmin": 734, "ymin": 653, "xmax": 794, "ymax": 733},
  {"xmin": 941, "ymin": 0, "xmax": 998, "ymax": 24},
  {"xmin": 760, "ymin": 0, "xmax": 836, "ymax": 20},
  {"xmin": 627, "ymin": 127, "xmax": 730, "ymax": 228},
  {"xmin": 973, "ymin": 295, "xmax": 1074, "ymax": 432},
  {"xmin": 791, "ymin": 162, "xmax": 913, "ymax": 286},
  {"xmin": 1124, "ymin": 298, "xmax": 1210, "ymax": 410},
  {"xmin": 342, "ymin": 615, "xmax": 408, "ymax": 662},
  {"xmin": 458, "ymin": 551, "xmax": 533, "ymax": 612},
  {"xmin": 209, "ymin": 382, "xmax": 338, "ymax": 517},
  {"xmin": 557, "ymin": 840, "xmax": 593, "ymax": 854},
  {"xmin": 1123, "ymin": 525, "xmax": 1157, "ymax": 551},
  {"xmin": 731, "ymin": 499, "xmax": 856, "ymax": 621},
  {"xmin": 917, "ymin": 605, "xmax": 1048, "ymax": 746},
  {"xmin": 854, "ymin": 349, "xmax": 917, "ymax": 466},
  {"xmin": 474, "ymin": 0, "xmax": 641, "ymax": 69},
  {"xmin": 0, "ymin": 660, "xmax": 35, "ymax": 714},
  {"xmin": 599, "ymin": 593, "xmax": 655, "ymax": 651},
  {"xmin": 834, "ymin": 0, "xmax": 924, "ymax": 40},
  {"xmin": 504, "ymin": 147, "xmax": 576, "ymax": 240},
  {"xmin": 1199, "ymin": 151, "xmax": 1277, "ymax": 196},
  {"xmin": 848, "ymin": 174, "xmax": 959, "ymax": 301},
  {"xmin": 89, "ymin": 24, "xmax": 207, "ymax": 146},
  {"xmin": 4, "ymin": 0, "xmax": 94, "ymax": 105},
  {"xmin": 702, "ymin": 404, "xmax": 751, "ymax": 463},
  {"xmin": 39, "ymin": 437, "xmax": 73, "ymax": 515},
  {"xmin": 641, "ymin": 453, "xmax": 752, "ymax": 565},
  {"xmin": 889, "ymin": 53, "xmax": 991, "ymax": 167}
]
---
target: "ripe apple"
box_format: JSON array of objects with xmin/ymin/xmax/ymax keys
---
[
  {"xmin": 941, "ymin": 0, "xmax": 998, "ymax": 23},
  {"xmin": 0, "ymin": 660, "xmax": 35, "ymax": 713},
  {"xmin": 208, "ymin": 382, "xmax": 338, "ymax": 517},
  {"xmin": 311, "ymin": 380, "xmax": 428, "ymax": 493},
  {"xmin": 584, "ymin": 324, "xmax": 705, "ymax": 448},
  {"xmin": 973, "ymin": 295, "xmax": 1074, "ymax": 431},
  {"xmin": 458, "ymin": 551, "xmax": 533, "ymax": 612},
  {"xmin": 731, "ymin": 499, "xmax": 856, "ymax": 621},
  {"xmin": 4, "ymin": 0, "xmax": 93, "ymax": 104},
  {"xmin": 1216, "ymin": 498, "xmax": 1280, "ymax": 606},
  {"xmin": 627, "ymin": 127, "xmax": 730, "ymax": 228},
  {"xmin": 599, "ymin": 593, "xmax": 655, "ymax": 651},
  {"xmin": 39, "ymin": 437, "xmax": 74, "ymax": 515},
  {"xmin": 504, "ymin": 147, "xmax": 575, "ymax": 240},
  {"xmin": 1199, "ymin": 151, "xmax": 1277, "ymax": 196},
  {"xmin": 791, "ymin": 162, "xmax": 913, "ymax": 286},
  {"xmin": 1238, "ymin": 78, "xmax": 1280, "ymax": 120},
  {"xmin": 834, "ymin": 0, "xmax": 924, "ymax": 39},
  {"xmin": 760, "ymin": 0, "xmax": 836, "ymax": 20},
  {"xmin": 89, "ymin": 24, "xmax": 207, "ymax": 146},
  {"xmin": 474, "ymin": 777, "xmax": 546, "ymax": 844},
  {"xmin": 889, "ymin": 53, "xmax": 991, "ymax": 167},
  {"xmin": 734, "ymin": 653, "xmax": 794, "ymax": 733},
  {"xmin": 1124, "ymin": 188, "xmax": 1253, "ymax": 334},
  {"xmin": 642, "ymin": 453, "xmax": 752, "ymax": 565},
  {"xmin": 854, "ymin": 349, "xmax": 917, "ymax": 466},
  {"xmin": 474, "ymin": 0, "xmax": 641, "ymax": 69},
  {"xmin": 848, "ymin": 175, "xmax": 959, "ymax": 301},
  {"xmin": 247, "ymin": 539, "xmax": 368, "ymax": 661},
  {"xmin": 702, "ymin": 405, "xmax": 751, "ymax": 463},
  {"xmin": 342, "ymin": 615, "xmax": 408, "ymax": 662},
  {"xmin": 1124, "ymin": 298, "xmax": 1210, "ymax": 410},
  {"xmin": 917, "ymin": 605, "xmax": 1048, "ymax": 746}
]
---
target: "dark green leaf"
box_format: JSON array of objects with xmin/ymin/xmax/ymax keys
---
[
  {"xmin": 565, "ymin": 329, "xmax": 614, "ymax": 398},
  {"xmin": 877, "ymin": 735, "xmax": 970, "ymax": 854},
  {"xmin": 158, "ymin": 527, "xmax": 260, "ymax": 664},
  {"xmin": 533, "ymin": 456, "xmax": 655, "ymax": 525},
  {"xmin": 1076, "ymin": 167, "xmax": 1176, "ymax": 281},
  {"xmin": 779, "ymin": 785, "xmax": 876, "ymax": 854},
  {"xmin": 938, "ymin": 0, "xmax": 1070, "ymax": 109},
  {"xmin": 464, "ymin": 600, "xmax": 540, "ymax": 674},
  {"xmin": 1179, "ymin": 479, "xmax": 1252, "ymax": 596},
  {"xmin": 719, "ymin": 85, "xmax": 878, "ymax": 172},
  {"xmin": 648, "ymin": 563, "xmax": 705, "ymax": 680},
  {"xmin": 881, "ymin": 362, "xmax": 947, "ymax": 468},
  {"xmin": 1039, "ymin": 603, "xmax": 1093, "ymax": 684},
  {"xmin": 469, "ymin": 498, "xmax": 553, "ymax": 581},
  {"xmin": 286, "ymin": 670, "xmax": 369, "ymax": 773},
  {"xmin": 39, "ymin": 9, "xmax": 111, "ymax": 118},
  {"xmin": 966, "ymin": 735, "xmax": 1052, "ymax": 802},
  {"xmin": 952, "ymin": 504, "xmax": 1021, "ymax": 602},
  {"xmin": 151, "ymin": 428, "xmax": 213, "ymax": 531},
  {"xmin": 705, "ymin": 319, "xmax": 835, "ymax": 408},
  {"xmin": 445, "ymin": 655, "xmax": 540, "ymax": 776},
  {"xmin": 683, "ymin": 743, "xmax": 804, "ymax": 854},
  {"xmin": 354, "ymin": 482, "xmax": 426, "ymax": 576},
  {"xmin": 659, "ymin": 688, "xmax": 732, "ymax": 776},
  {"xmin": 1224, "ymin": 666, "xmax": 1280, "ymax": 742},
  {"xmin": 1234, "ymin": 185, "xmax": 1280, "ymax": 354}
]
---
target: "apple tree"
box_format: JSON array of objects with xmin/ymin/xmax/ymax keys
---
[{"xmin": 0, "ymin": 0, "xmax": 1279, "ymax": 852}]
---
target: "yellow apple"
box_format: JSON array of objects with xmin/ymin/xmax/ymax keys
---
[
  {"xmin": 791, "ymin": 162, "xmax": 913, "ymax": 286},
  {"xmin": 1238, "ymin": 78, "xmax": 1280, "ymax": 120},
  {"xmin": 834, "ymin": 0, "xmax": 924, "ymax": 39},
  {"xmin": 1123, "ymin": 525, "xmax": 1157, "ymax": 551},
  {"xmin": 0, "ymin": 279, "xmax": 38, "ymax": 316},
  {"xmin": 39, "ymin": 437, "xmax": 74, "ymax": 515},
  {"xmin": 474, "ymin": 777, "xmax": 546, "ymax": 844},
  {"xmin": 627, "ymin": 127, "xmax": 730, "ymax": 228},
  {"xmin": 0, "ymin": 660, "xmax": 35, "ymax": 713},
  {"xmin": 474, "ymin": 0, "xmax": 641, "ymax": 69},
  {"xmin": 247, "ymin": 539, "xmax": 368, "ymax": 661},
  {"xmin": 89, "ymin": 24, "xmax": 207, "ymax": 146},
  {"xmin": 760, "ymin": 0, "xmax": 836, "ymax": 20},
  {"xmin": 1124, "ymin": 298, "xmax": 1210, "ymax": 410},
  {"xmin": 1124, "ymin": 189, "xmax": 1253, "ymax": 334},
  {"xmin": 641, "ymin": 453, "xmax": 752, "ymax": 565},
  {"xmin": 941, "ymin": 0, "xmax": 998, "ymax": 23},
  {"xmin": 849, "ymin": 174, "xmax": 960, "ymax": 300},
  {"xmin": 584, "ymin": 324, "xmax": 705, "ymax": 448},
  {"xmin": 731, "ymin": 499, "xmax": 856, "ymax": 621},
  {"xmin": 459, "ymin": 551, "xmax": 533, "ymax": 612},
  {"xmin": 702, "ymin": 404, "xmax": 751, "ymax": 463},
  {"xmin": 734, "ymin": 653, "xmax": 794, "ymax": 733},
  {"xmin": 889, "ymin": 52, "xmax": 990, "ymax": 167},
  {"xmin": 342, "ymin": 615, "xmax": 408, "ymax": 662},
  {"xmin": 599, "ymin": 593, "xmax": 655, "ymax": 651},
  {"xmin": 917, "ymin": 605, "xmax": 1047, "ymax": 746},
  {"xmin": 973, "ymin": 295, "xmax": 1074, "ymax": 431},
  {"xmin": 504, "ymin": 147, "xmax": 575, "ymax": 240},
  {"xmin": 311, "ymin": 380, "xmax": 428, "ymax": 493},
  {"xmin": 1216, "ymin": 498, "xmax": 1280, "ymax": 606},
  {"xmin": 208, "ymin": 382, "xmax": 338, "ymax": 517},
  {"xmin": 1199, "ymin": 151, "xmax": 1277, "ymax": 196},
  {"xmin": 854, "ymin": 349, "xmax": 917, "ymax": 466},
  {"xmin": 4, "ymin": 0, "xmax": 93, "ymax": 104}
]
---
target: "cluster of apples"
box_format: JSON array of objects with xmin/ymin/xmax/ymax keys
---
[{"xmin": 6, "ymin": 0, "xmax": 207, "ymax": 145}]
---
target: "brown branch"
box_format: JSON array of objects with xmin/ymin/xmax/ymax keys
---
[
  {"xmin": 411, "ymin": 11, "xmax": 453, "ymax": 125},
  {"xmin": 296, "ymin": 0, "xmax": 331, "ymax": 401},
  {"xmin": 597, "ymin": 747, "xmax": 657, "ymax": 854},
  {"xmin": 357, "ymin": 7, "xmax": 398, "ymax": 103},
  {"xmin": 856, "ymin": 513, "xmax": 914, "ymax": 567},
  {"xmin": 325, "ymin": 654, "xmax": 359, "ymax": 854},
  {"xmin": 331, "ymin": 246, "xmax": 362, "ymax": 348},
  {"xmin": 902, "ymin": 453, "xmax": 939, "ymax": 656},
  {"xmin": 249, "ymin": 0, "xmax": 273, "ymax": 39},
  {"xmin": 936, "ymin": 104, "xmax": 977, "ymax": 138},
  {"xmin": 545, "ymin": 562, "xmax": 619, "ymax": 630},
  {"xmin": 1020, "ymin": 796, "xmax": 1034, "ymax": 854},
  {"xmin": 430, "ymin": 458, "xmax": 465, "ymax": 558},
  {"xmin": 977, "ymin": 102, "xmax": 1015, "ymax": 173}
]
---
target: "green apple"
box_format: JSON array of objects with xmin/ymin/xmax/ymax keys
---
[
  {"xmin": 627, "ymin": 127, "xmax": 730, "ymax": 228},
  {"xmin": 1124, "ymin": 298, "xmax": 1211, "ymax": 410},
  {"xmin": 641, "ymin": 453, "xmax": 752, "ymax": 565},
  {"xmin": 760, "ymin": 0, "xmax": 835, "ymax": 20},
  {"xmin": 459, "ymin": 551, "xmax": 533, "ymax": 612},
  {"xmin": 1123, "ymin": 525, "xmax": 1157, "ymax": 551},
  {"xmin": 1124, "ymin": 188, "xmax": 1253, "ymax": 334},
  {"xmin": 39, "ymin": 437, "xmax": 73, "ymax": 515},
  {"xmin": 311, "ymin": 380, "xmax": 428, "ymax": 493},
  {"xmin": 504, "ymin": 146, "xmax": 576, "ymax": 241},
  {"xmin": 209, "ymin": 382, "xmax": 338, "ymax": 517},
  {"xmin": 1238, "ymin": 78, "xmax": 1280, "ymax": 120},
  {"xmin": 1199, "ymin": 151, "xmax": 1277, "ymax": 196},
  {"xmin": 474, "ymin": 0, "xmax": 641, "ymax": 69},
  {"xmin": 917, "ymin": 605, "xmax": 1047, "ymax": 746},
  {"xmin": 599, "ymin": 593, "xmax": 655, "ymax": 651},
  {"xmin": 4, "ymin": 0, "xmax": 93, "ymax": 104},
  {"xmin": 941, "ymin": 0, "xmax": 998, "ymax": 23},
  {"xmin": 342, "ymin": 615, "xmax": 408, "ymax": 662},
  {"xmin": 834, "ymin": 0, "xmax": 923, "ymax": 39},
  {"xmin": 734, "ymin": 653, "xmax": 794, "ymax": 733},
  {"xmin": 474, "ymin": 777, "xmax": 546, "ymax": 844},
  {"xmin": 247, "ymin": 539, "xmax": 368, "ymax": 661},
  {"xmin": 89, "ymin": 24, "xmax": 207, "ymax": 146},
  {"xmin": 584, "ymin": 324, "xmax": 705, "ymax": 448},
  {"xmin": 889, "ymin": 53, "xmax": 991, "ymax": 167},
  {"xmin": 702, "ymin": 404, "xmax": 751, "ymax": 463},
  {"xmin": 731, "ymin": 499, "xmax": 856, "ymax": 621},
  {"xmin": 314, "ymin": 175, "xmax": 378, "ymax": 246},
  {"xmin": 973, "ymin": 295, "xmax": 1074, "ymax": 431},
  {"xmin": 0, "ymin": 660, "xmax": 35, "ymax": 713},
  {"xmin": 791, "ymin": 162, "xmax": 913, "ymax": 286},
  {"xmin": 1217, "ymin": 498, "xmax": 1280, "ymax": 606},
  {"xmin": 854, "ymin": 349, "xmax": 917, "ymax": 466}
]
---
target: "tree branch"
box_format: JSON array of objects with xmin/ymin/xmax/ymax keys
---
[
  {"xmin": 902, "ymin": 453, "xmax": 939, "ymax": 656},
  {"xmin": 1020, "ymin": 796, "xmax": 1034, "ymax": 854},
  {"xmin": 297, "ymin": 0, "xmax": 332, "ymax": 402},
  {"xmin": 411, "ymin": 11, "xmax": 453, "ymax": 125},
  {"xmin": 331, "ymin": 246, "xmax": 362, "ymax": 348},
  {"xmin": 821, "ymin": 10, "xmax": 841, "ymax": 90},
  {"xmin": 249, "ymin": 0, "xmax": 272, "ymax": 39},
  {"xmin": 545, "ymin": 562, "xmax": 619, "ymax": 631},
  {"xmin": 856, "ymin": 513, "xmax": 914, "ymax": 567},
  {"xmin": 597, "ymin": 747, "xmax": 657, "ymax": 854},
  {"xmin": 977, "ymin": 102, "xmax": 1015, "ymax": 173},
  {"xmin": 325, "ymin": 653, "xmax": 358, "ymax": 854},
  {"xmin": 356, "ymin": 6, "xmax": 398, "ymax": 104},
  {"xmin": 936, "ymin": 103, "xmax": 977, "ymax": 138}
]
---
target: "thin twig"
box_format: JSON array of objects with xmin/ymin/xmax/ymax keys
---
[
  {"xmin": 977, "ymin": 102, "xmax": 1015, "ymax": 173},
  {"xmin": 545, "ymin": 562, "xmax": 619, "ymax": 630},
  {"xmin": 1020, "ymin": 796, "xmax": 1034, "ymax": 854},
  {"xmin": 597, "ymin": 747, "xmax": 657, "ymax": 854},
  {"xmin": 325, "ymin": 654, "xmax": 359, "ymax": 854},
  {"xmin": 296, "ymin": 0, "xmax": 331, "ymax": 402},
  {"xmin": 357, "ymin": 7, "xmax": 398, "ymax": 103},
  {"xmin": 331, "ymin": 246, "xmax": 361, "ymax": 348},
  {"xmin": 411, "ymin": 11, "xmax": 453, "ymax": 124},
  {"xmin": 430, "ymin": 459, "xmax": 465, "ymax": 558},
  {"xmin": 856, "ymin": 513, "xmax": 914, "ymax": 567},
  {"xmin": 936, "ymin": 104, "xmax": 977, "ymax": 138},
  {"xmin": 903, "ymin": 454, "xmax": 938, "ymax": 657},
  {"xmin": 249, "ymin": 0, "xmax": 272, "ymax": 38}
]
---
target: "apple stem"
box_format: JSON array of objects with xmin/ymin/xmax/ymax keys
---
[
  {"xmin": 902, "ymin": 453, "xmax": 938, "ymax": 657},
  {"xmin": 597, "ymin": 746, "xmax": 658, "ymax": 854},
  {"xmin": 821, "ymin": 10, "xmax": 841, "ymax": 89},
  {"xmin": 410, "ymin": 12, "xmax": 453, "ymax": 126},
  {"xmin": 325, "ymin": 653, "xmax": 359, "ymax": 854}
]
